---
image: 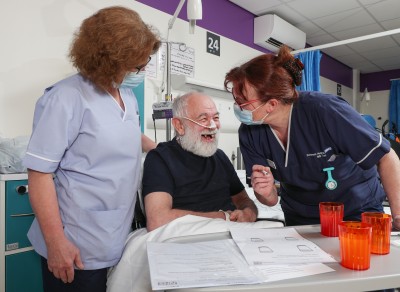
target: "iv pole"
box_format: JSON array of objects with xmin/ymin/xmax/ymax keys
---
[
  {"xmin": 164, "ymin": 0, "xmax": 202, "ymax": 141},
  {"xmin": 165, "ymin": 43, "xmax": 172, "ymax": 141}
]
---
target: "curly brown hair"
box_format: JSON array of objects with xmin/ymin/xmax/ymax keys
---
[
  {"xmin": 224, "ymin": 46, "xmax": 300, "ymax": 105},
  {"xmin": 69, "ymin": 6, "xmax": 161, "ymax": 91}
]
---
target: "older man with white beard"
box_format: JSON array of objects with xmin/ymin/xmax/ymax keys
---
[{"xmin": 142, "ymin": 92, "xmax": 258, "ymax": 231}]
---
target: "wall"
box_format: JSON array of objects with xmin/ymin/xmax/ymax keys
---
[
  {"xmin": 139, "ymin": 3, "xmax": 261, "ymax": 159},
  {"xmin": 320, "ymin": 77, "xmax": 353, "ymax": 105},
  {"xmin": 138, "ymin": 0, "xmax": 400, "ymax": 123},
  {"xmin": 360, "ymin": 90, "xmax": 390, "ymax": 130},
  {"xmin": 2, "ymin": 0, "xmax": 399, "ymax": 160},
  {"xmin": 0, "ymin": 0, "xmax": 261, "ymax": 163}
]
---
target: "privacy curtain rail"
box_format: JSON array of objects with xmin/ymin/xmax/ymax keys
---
[{"xmin": 292, "ymin": 28, "xmax": 400, "ymax": 54}]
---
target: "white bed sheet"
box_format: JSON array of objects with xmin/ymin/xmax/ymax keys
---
[{"xmin": 106, "ymin": 215, "xmax": 283, "ymax": 292}]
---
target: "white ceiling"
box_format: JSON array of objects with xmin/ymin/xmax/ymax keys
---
[{"xmin": 229, "ymin": 0, "xmax": 400, "ymax": 74}]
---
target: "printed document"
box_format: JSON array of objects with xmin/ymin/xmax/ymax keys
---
[
  {"xmin": 230, "ymin": 227, "xmax": 336, "ymax": 265},
  {"xmin": 147, "ymin": 239, "xmax": 261, "ymax": 290}
]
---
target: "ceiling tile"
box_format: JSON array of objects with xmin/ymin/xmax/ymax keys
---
[
  {"xmin": 367, "ymin": 0, "xmax": 400, "ymax": 22},
  {"xmin": 228, "ymin": 0, "xmax": 282, "ymax": 15},
  {"xmin": 286, "ymin": 0, "xmax": 360, "ymax": 19},
  {"xmin": 322, "ymin": 46, "xmax": 355, "ymax": 57},
  {"xmin": 306, "ymin": 34, "xmax": 337, "ymax": 46},
  {"xmin": 227, "ymin": 0, "xmax": 400, "ymax": 74},
  {"xmin": 332, "ymin": 23, "xmax": 383, "ymax": 40},
  {"xmin": 392, "ymin": 34, "xmax": 400, "ymax": 43},
  {"xmin": 264, "ymin": 6, "xmax": 308, "ymax": 24},
  {"xmin": 347, "ymin": 36, "xmax": 398, "ymax": 52},
  {"xmin": 372, "ymin": 56, "xmax": 400, "ymax": 67},
  {"xmin": 362, "ymin": 46, "xmax": 400, "ymax": 59},
  {"xmin": 296, "ymin": 21, "xmax": 324, "ymax": 37},
  {"xmin": 335, "ymin": 53, "xmax": 368, "ymax": 64},
  {"xmin": 313, "ymin": 9, "xmax": 375, "ymax": 33},
  {"xmin": 380, "ymin": 62, "xmax": 400, "ymax": 71},
  {"xmin": 348, "ymin": 61, "xmax": 381, "ymax": 73},
  {"xmin": 380, "ymin": 18, "xmax": 400, "ymax": 30}
]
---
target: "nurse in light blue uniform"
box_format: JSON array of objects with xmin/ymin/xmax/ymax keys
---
[
  {"xmin": 224, "ymin": 46, "xmax": 400, "ymax": 229},
  {"xmin": 25, "ymin": 74, "xmax": 141, "ymax": 267},
  {"xmin": 23, "ymin": 7, "xmax": 161, "ymax": 292}
]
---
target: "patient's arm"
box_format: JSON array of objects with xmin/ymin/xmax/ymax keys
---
[
  {"xmin": 229, "ymin": 189, "xmax": 258, "ymax": 222},
  {"xmin": 144, "ymin": 192, "xmax": 226, "ymax": 231}
]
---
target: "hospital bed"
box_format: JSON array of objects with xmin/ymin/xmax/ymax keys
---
[{"xmin": 106, "ymin": 215, "xmax": 284, "ymax": 292}]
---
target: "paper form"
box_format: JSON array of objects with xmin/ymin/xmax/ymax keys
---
[
  {"xmin": 230, "ymin": 227, "xmax": 337, "ymax": 265},
  {"xmin": 147, "ymin": 239, "xmax": 261, "ymax": 290},
  {"xmin": 250, "ymin": 263, "xmax": 334, "ymax": 283}
]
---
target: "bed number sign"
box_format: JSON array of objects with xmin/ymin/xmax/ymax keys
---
[
  {"xmin": 337, "ymin": 84, "xmax": 342, "ymax": 96},
  {"xmin": 207, "ymin": 31, "xmax": 220, "ymax": 56}
]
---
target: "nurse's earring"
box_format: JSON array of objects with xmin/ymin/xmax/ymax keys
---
[{"xmin": 323, "ymin": 167, "xmax": 337, "ymax": 190}]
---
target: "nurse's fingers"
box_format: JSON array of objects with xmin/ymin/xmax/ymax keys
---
[
  {"xmin": 65, "ymin": 267, "xmax": 75, "ymax": 283},
  {"xmin": 252, "ymin": 165, "xmax": 271, "ymax": 177},
  {"xmin": 252, "ymin": 173, "xmax": 274, "ymax": 187},
  {"xmin": 52, "ymin": 268, "xmax": 61, "ymax": 280},
  {"xmin": 74, "ymin": 253, "xmax": 84, "ymax": 270},
  {"xmin": 60, "ymin": 270, "xmax": 68, "ymax": 283}
]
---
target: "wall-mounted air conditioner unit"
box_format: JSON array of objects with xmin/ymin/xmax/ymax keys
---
[{"xmin": 254, "ymin": 14, "xmax": 306, "ymax": 52}]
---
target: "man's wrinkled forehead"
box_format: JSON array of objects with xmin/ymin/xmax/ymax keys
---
[{"xmin": 187, "ymin": 95, "xmax": 219, "ymax": 118}]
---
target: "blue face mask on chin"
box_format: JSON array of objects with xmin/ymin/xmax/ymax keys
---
[
  {"xmin": 233, "ymin": 103, "xmax": 269, "ymax": 125},
  {"xmin": 119, "ymin": 70, "xmax": 146, "ymax": 88}
]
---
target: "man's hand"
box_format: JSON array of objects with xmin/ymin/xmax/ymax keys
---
[
  {"xmin": 229, "ymin": 208, "xmax": 257, "ymax": 222},
  {"xmin": 393, "ymin": 215, "xmax": 400, "ymax": 231}
]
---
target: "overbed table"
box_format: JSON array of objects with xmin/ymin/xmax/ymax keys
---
[{"xmin": 167, "ymin": 224, "xmax": 400, "ymax": 292}]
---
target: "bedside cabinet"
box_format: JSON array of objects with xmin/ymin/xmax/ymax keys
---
[{"xmin": 0, "ymin": 174, "xmax": 43, "ymax": 292}]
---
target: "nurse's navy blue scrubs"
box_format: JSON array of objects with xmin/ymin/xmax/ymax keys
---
[{"xmin": 239, "ymin": 91, "xmax": 390, "ymax": 226}]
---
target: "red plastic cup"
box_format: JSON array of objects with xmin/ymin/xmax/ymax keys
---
[
  {"xmin": 361, "ymin": 212, "xmax": 392, "ymax": 255},
  {"xmin": 319, "ymin": 202, "xmax": 344, "ymax": 237},
  {"xmin": 338, "ymin": 221, "xmax": 372, "ymax": 270}
]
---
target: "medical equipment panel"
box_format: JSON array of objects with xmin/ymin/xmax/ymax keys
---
[{"xmin": 0, "ymin": 174, "xmax": 43, "ymax": 292}]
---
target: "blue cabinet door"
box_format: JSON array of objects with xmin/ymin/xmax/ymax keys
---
[
  {"xmin": 5, "ymin": 250, "xmax": 43, "ymax": 292},
  {"xmin": 5, "ymin": 180, "xmax": 35, "ymax": 250}
]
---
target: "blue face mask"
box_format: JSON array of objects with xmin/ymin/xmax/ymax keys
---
[
  {"xmin": 119, "ymin": 70, "xmax": 145, "ymax": 88},
  {"xmin": 233, "ymin": 103, "xmax": 269, "ymax": 125}
]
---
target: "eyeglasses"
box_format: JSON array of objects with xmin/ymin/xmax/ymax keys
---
[
  {"xmin": 232, "ymin": 92, "xmax": 261, "ymax": 111},
  {"xmin": 235, "ymin": 99, "xmax": 260, "ymax": 111},
  {"xmin": 135, "ymin": 57, "xmax": 151, "ymax": 74}
]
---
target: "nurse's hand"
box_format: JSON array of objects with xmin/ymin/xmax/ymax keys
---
[
  {"xmin": 47, "ymin": 236, "xmax": 84, "ymax": 283},
  {"xmin": 251, "ymin": 165, "xmax": 279, "ymax": 206}
]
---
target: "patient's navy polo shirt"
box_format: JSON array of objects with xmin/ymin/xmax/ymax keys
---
[
  {"xmin": 239, "ymin": 91, "xmax": 390, "ymax": 224},
  {"xmin": 142, "ymin": 138, "xmax": 243, "ymax": 212}
]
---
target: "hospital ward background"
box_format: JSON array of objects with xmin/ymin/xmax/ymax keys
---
[{"xmin": 1, "ymin": 0, "xmax": 400, "ymax": 291}]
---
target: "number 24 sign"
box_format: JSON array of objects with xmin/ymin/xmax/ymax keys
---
[{"xmin": 207, "ymin": 31, "xmax": 220, "ymax": 56}]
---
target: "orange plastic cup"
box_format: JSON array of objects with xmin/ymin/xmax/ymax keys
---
[
  {"xmin": 338, "ymin": 221, "xmax": 372, "ymax": 270},
  {"xmin": 361, "ymin": 212, "xmax": 392, "ymax": 255},
  {"xmin": 319, "ymin": 202, "xmax": 344, "ymax": 237}
]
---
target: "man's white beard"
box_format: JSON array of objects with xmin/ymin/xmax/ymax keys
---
[{"xmin": 179, "ymin": 126, "xmax": 219, "ymax": 157}]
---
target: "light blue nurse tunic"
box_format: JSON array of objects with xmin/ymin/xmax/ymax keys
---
[{"xmin": 23, "ymin": 74, "xmax": 142, "ymax": 269}]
